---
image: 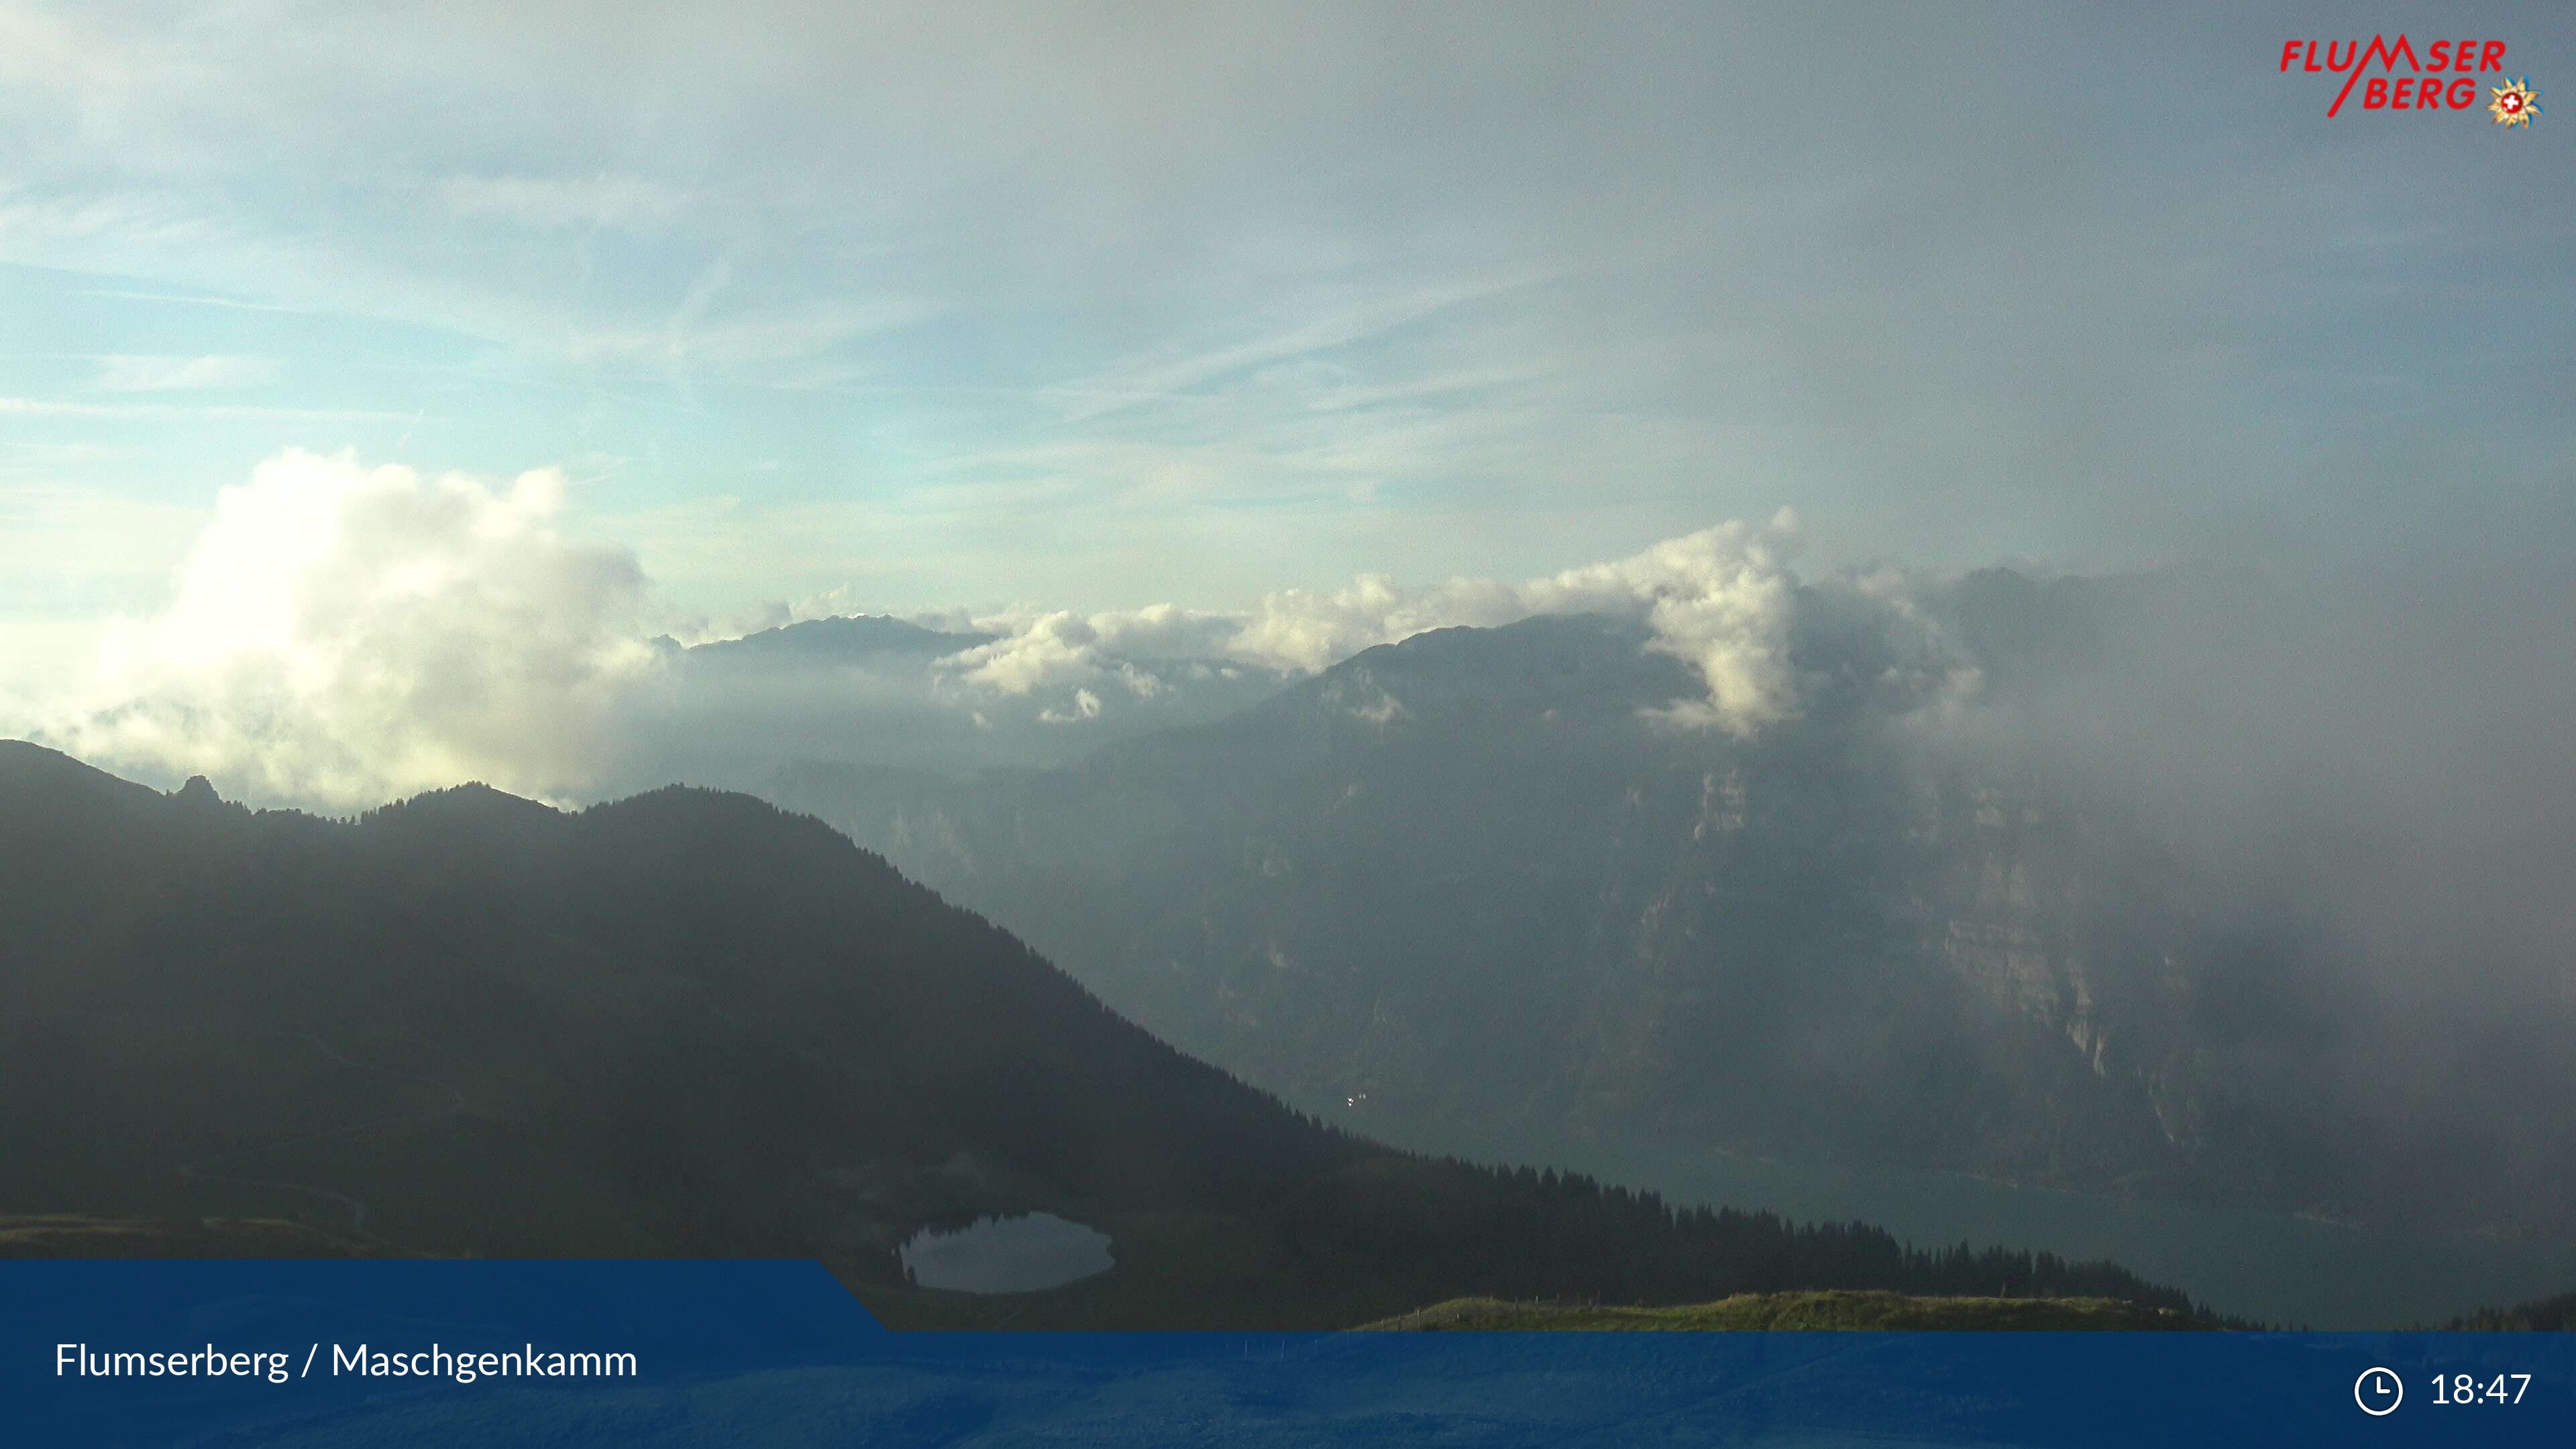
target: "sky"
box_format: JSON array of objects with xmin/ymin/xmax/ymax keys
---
[{"xmin": 2, "ymin": 1, "xmax": 2570, "ymax": 727}]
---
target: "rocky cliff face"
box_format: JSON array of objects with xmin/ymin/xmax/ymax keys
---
[{"xmin": 762, "ymin": 604, "xmax": 2568, "ymax": 1233}]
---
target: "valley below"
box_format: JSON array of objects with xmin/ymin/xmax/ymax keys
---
[
  {"xmin": 2, "ymin": 740, "xmax": 2226, "ymax": 1332},
  {"xmin": 1324, "ymin": 1103, "xmax": 2576, "ymax": 1330}
]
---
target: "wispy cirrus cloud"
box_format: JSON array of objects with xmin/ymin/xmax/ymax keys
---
[
  {"xmin": 0, "ymin": 396, "xmax": 410, "ymax": 423},
  {"xmin": 77, "ymin": 287, "xmax": 321, "ymax": 315},
  {"xmin": 0, "ymin": 0, "xmax": 2567, "ymax": 719},
  {"xmin": 93, "ymin": 354, "xmax": 275, "ymax": 392},
  {"xmin": 1057, "ymin": 274, "xmax": 1552, "ymax": 423},
  {"xmin": 563, "ymin": 296, "xmax": 942, "ymax": 373},
  {"xmin": 436, "ymin": 173, "xmax": 694, "ymax": 230}
]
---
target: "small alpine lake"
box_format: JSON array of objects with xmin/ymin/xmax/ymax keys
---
[{"xmin": 900, "ymin": 1212, "xmax": 1115, "ymax": 1294}]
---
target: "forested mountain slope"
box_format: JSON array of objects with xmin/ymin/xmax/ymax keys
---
[{"xmin": 0, "ymin": 741, "xmax": 2196, "ymax": 1327}]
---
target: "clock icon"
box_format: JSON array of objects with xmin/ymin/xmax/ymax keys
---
[{"xmin": 2355, "ymin": 1366, "xmax": 2404, "ymax": 1416}]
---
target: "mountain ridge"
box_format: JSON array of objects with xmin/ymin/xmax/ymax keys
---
[
  {"xmin": 0, "ymin": 740, "xmax": 2205, "ymax": 1328},
  {"xmin": 761, "ymin": 595, "xmax": 2576, "ymax": 1241}
]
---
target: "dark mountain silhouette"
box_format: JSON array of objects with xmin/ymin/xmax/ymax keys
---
[
  {"xmin": 0, "ymin": 740, "xmax": 2201, "ymax": 1327},
  {"xmin": 2446, "ymin": 1290, "xmax": 2576, "ymax": 1332}
]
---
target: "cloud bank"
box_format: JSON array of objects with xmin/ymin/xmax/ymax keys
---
[
  {"xmin": 49, "ymin": 451, "xmax": 657, "ymax": 806},
  {"xmin": 34, "ymin": 451, "xmax": 1811, "ymax": 803},
  {"xmin": 32, "ymin": 451, "xmax": 2576, "ymax": 1040},
  {"xmin": 944, "ymin": 511, "xmax": 1806, "ymax": 735}
]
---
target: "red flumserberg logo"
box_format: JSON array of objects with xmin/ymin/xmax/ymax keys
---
[{"xmin": 2279, "ymin": 37, "xmax": 2538, "ymax": 125}]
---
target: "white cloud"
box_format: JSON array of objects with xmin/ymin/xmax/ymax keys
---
[
  {"xmin": 1220, "ymin": 513, "xmax": 1805, "ymax": 733},
  {"xmin": 942, "ymin": 610, "xmax": 1103, "ymax": 695},
  {"xmin": 1226, "ymin": 573, "xmax": 1526, "ymax": 673},
  {"xmin": 934, "ymin": 600, "xmax": 1251, "ymax": 696},
  {"xmin": 1038, "ymin": 687, "xmax": 1103, "ymax": 724},
  {"xmin": 1519, "ymin": 513, "xmax": 1803, "ymax": 733},
  {"xmin": 32, "ymin": 474, "xmax": 1813, "ymax": 805},
  {"xmin": 47, "ymin": 449, "xmax": 658, "ymax": 808},
  {"xmin": 915, "ymin": 513, "xmax": 1803, "ymax": 734}
]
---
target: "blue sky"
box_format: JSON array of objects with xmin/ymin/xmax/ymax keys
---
[{"xmin": 3, "ymin": 2, "xmax": 2569, "ymax": 707}]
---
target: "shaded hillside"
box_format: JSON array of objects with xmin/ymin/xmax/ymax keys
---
[
  {"xmin": 0, "ymin": 1214, "xmax": 390, "ymax": 1258},
  {"xmin": 769, "ymin": 593, "xmax": 2576, "ymax": 1237},
  {"xmin": 0, "ymin": 741, "xmax": 2197, "ymax": 1327},
  {"xmin": 2447, "ymin": 1291, "xmax": 2576, "ymax": 1331}
]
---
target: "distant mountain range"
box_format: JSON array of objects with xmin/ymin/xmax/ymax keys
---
[
  {"xmin": 617, "ymin": 614, "xmax": 1292, "ymax": 789},
  {"xmin": 764, "ymin": 577, "xmax": 2576, "ymax": 1240},
  {"xmin": 0, "ymin": 740, "xmax": 2196, "ymax": 1328},
  {"xmin": 669, "ymin": 612, "xmax": 1001, "ymax": 663}
]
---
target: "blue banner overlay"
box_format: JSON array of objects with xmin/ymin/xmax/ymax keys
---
[{"xmin": 3, "ymin": 1262, "xmax": 2567, "ymax": 1446}]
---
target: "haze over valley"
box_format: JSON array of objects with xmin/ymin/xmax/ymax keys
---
[
  {"xmin": 7, "ymin": 503, "xmax": 2573, "ymax": 1324},
  {"xmin": 3, "ymin": 2, "xmax": 2571, "ymax": 1334}
]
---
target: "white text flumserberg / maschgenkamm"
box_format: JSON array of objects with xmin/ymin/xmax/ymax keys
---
[{"xmin": 58, "ymin": 1343, "xmax": 639, "ymax": 1385}]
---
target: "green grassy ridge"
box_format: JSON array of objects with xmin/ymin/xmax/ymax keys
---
[{"xmin": 1363, "ymin": 1289, "xmax": 2213, "ymax": 1332}]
